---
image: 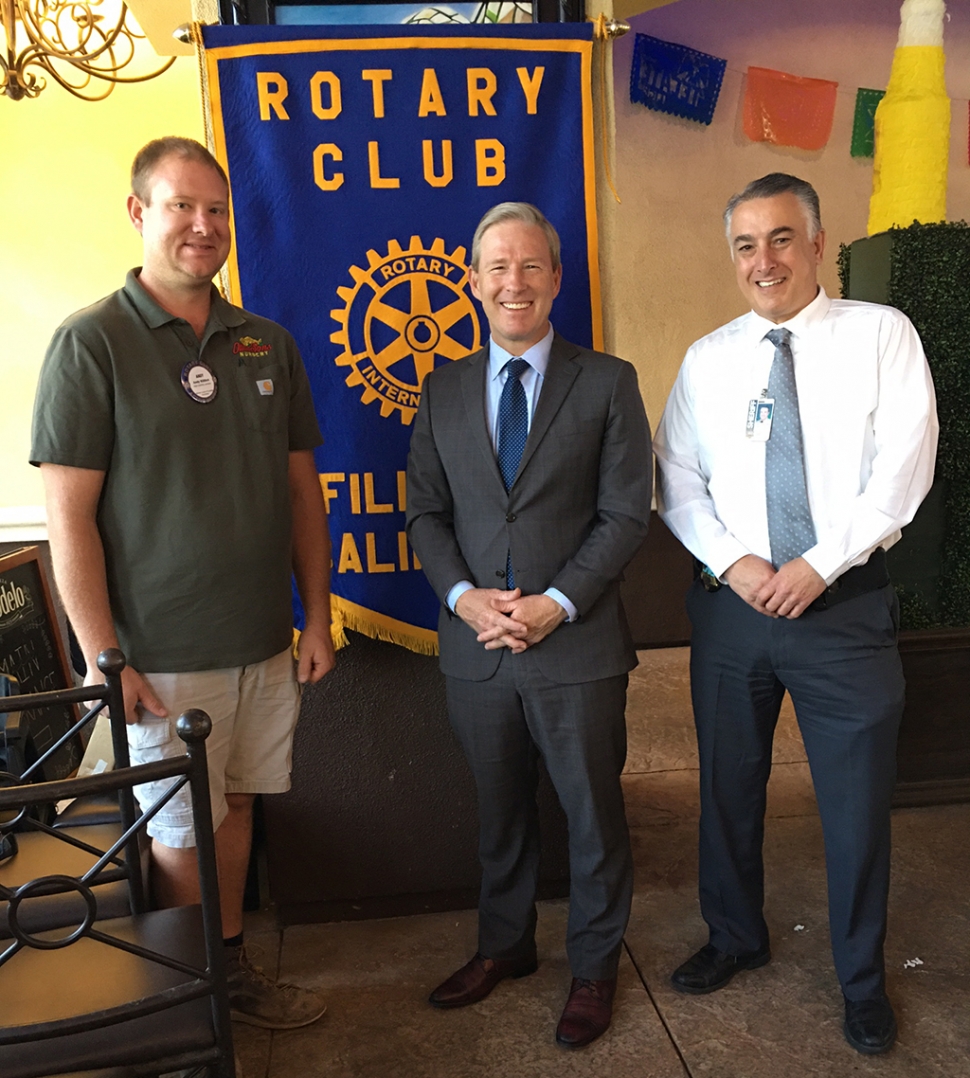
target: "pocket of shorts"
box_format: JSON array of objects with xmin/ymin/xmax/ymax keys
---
[{"xmin": 127, "ymin": 716, "xmax": 173, "ymax": 749}]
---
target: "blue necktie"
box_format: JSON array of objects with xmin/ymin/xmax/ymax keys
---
[
  {"xmin": 497, "ymin": 358, "xmax": 529, "ymax": 586},
  {"xmin": 764, "ymin": 327, "xmax": 817, "ymax": 568}
]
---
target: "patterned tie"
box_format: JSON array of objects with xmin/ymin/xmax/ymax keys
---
[
  {"xmin": 497, "ymin": 358, "xmax": 530, "ymax": 586},
  {"xmin": 764, "ymin": 328, "xmax": 817, "ymax": 568}
]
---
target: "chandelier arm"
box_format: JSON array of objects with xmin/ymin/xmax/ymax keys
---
[
  {"xmin": 35, "ymin": 50, "xmax": 177, "ymax": 85},
  {"xmin": 4, "ymin": 1, "xmax": 177, "ymax": 99},
  {"xmin": 14, "ymin": 33, "xmax": 105, "ymax": 80},
  {"xmin": 29, "ymin": 49, "xmax": 114, "ymax": 99},
  {"xmin": 4, "ymin": 0, "xmax": 16, "ymax": 57},
  {"xmin": 71, "ymin": 20, "xmax": 138, "ymax": 70},
  {"xmin": 18, "ymin": 2, "xmax": 130, "ymax": 66},
  {"xmin": 88, "ymin": 54, "xmax": 176, "ymax": 84}
]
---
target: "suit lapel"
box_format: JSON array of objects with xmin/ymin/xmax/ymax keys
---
[
  {"xmin": 513, "ymin": 335, "xmax": 581, "ymax": 483},
  {"xmin": 460, "ymin": 346, "xmax": 505, "ymax": 489}
]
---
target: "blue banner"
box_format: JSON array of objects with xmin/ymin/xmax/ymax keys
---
[
  {"xmin": 629, "ymin": 32, "xmax": 726, "ymax": 127},
  {"xmin": 203, "ymin": 24, "xmax": 599, "ymax": 653}
]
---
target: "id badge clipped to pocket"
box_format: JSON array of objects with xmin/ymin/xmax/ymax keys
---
[{"xmin": 746, "ymin": 397, "xmax": 774, "ymax": 442}]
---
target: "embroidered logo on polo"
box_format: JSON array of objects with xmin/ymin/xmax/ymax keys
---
[
  {"xmin": 232, "ymin": 335, "xmax": 272, "ymax": 357},
  {"xmin": 330, "ymin": 236, "xmax": 481, "ymax": 424}
]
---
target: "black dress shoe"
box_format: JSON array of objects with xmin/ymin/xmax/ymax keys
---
[
  {"xmin": 670, "ymin": 943, "xmax": 771, "ymax": 994},
  {"xmin": 843, "ymin": 996, "xmax": 897, "ymax": 1054},
  {"xmin": 428, "ymin": 952, "xmax": 538, "ymax": 1009},
  {"xmin": 556, "ymin": 977, "xmax": 616, "ymax": 1049}
]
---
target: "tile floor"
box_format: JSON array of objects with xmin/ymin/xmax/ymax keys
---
[{"xmin": 235, "ymin": 648, "xmax": 970, "ymax": 1078}]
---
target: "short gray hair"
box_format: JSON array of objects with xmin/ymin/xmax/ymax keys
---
[
  {"xmin": 471, "ymin": 202, "xmax": 561, "ymax": 271},
  {"xmin": 723, "ymin": 173, "xmax": 822, "ymax": 241}
]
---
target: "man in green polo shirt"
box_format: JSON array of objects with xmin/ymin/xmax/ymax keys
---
[{"xmin": 31, "ymin": 137, "xmax": 335, "ymax": 1031}]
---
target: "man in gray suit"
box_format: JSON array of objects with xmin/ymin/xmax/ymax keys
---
[{"xmin": 406, "ymin": 203, "xmax": 652, "ymax": 1048}]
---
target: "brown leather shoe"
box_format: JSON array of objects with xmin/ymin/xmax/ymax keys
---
[
  {"xmin": 428, "ymin": 952, "xmax": 538, "ymax": 1009},
  {"xmin": 555, "ymin": 977, "xmax": 616, "ymax": 1048}
]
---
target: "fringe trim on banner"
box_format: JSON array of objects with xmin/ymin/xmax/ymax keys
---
[
  {"xmin": 330, "ymin": 596, "xmax": 439, "ymax": 656},
  {"xmin": 292, "ymin": 620, "xmax": 350, "ymax": 658}
]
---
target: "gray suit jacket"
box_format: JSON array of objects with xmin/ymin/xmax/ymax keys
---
[{"xmin": 406, "ymin": 334, "xmax": 653, "ymax": 683}]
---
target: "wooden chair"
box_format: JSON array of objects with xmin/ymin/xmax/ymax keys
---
[{"xmin": 0, "ymin": 708, "xmax": 235, "ymax": 1078}]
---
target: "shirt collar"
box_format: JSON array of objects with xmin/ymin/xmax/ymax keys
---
[
  {"xmin": 747, "ymin": 286, "xmax": 832, "ymax": 342},
  {"xmin": 124, "ymin": 268, "xmax": 245, "ymax": 332},
  {"xmin": 488, "ymin": 324, "xmax": 555, "ymax": 381}
]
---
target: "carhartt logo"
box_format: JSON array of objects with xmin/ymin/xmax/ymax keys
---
[{"xmin": 257, "ymin": 379, "xmax": 274, "ymax": 396}]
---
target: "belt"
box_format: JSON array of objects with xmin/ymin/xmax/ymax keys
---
[
  {"xmin": 693, "ymin": 547, "xmax": 890, "ymax": 609},
  {"xmin": 810, "ymin": 547, "xmax": 889, "ymax": 611}
]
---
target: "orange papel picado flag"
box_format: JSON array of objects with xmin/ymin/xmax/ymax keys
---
[{"xmin": 743, "ymin": 66, "xmax": 838, "ymax": 152}]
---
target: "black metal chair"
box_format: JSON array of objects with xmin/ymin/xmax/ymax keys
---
[
  {"xmin": 0, "ymin": 650, "xmax": 146, "ymax": 938},
  {"xmin": 0, "ymin": 708, "xmax": 235, "ymax": 1078}
]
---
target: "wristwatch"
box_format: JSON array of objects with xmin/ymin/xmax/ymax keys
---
[{"xmin": 700, "ymin": 565, "xmax": 722, "ymax": 592}]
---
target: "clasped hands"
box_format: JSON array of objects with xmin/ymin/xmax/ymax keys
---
[
  {"xmin": 455, "ymin": 587, "xmax": 567, "ymax": 652},
  {"xmin": 723, "ymin": 554, "xmax": 827, "ymax": 619}
]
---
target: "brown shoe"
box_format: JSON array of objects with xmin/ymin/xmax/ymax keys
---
[
  {"xmin": 555, "ymin": 977, "xmax": 616, "ymax": 1048},
  {"xmin": 428, "ymin": 952, "xmax": 538, "ymax": 1008}
]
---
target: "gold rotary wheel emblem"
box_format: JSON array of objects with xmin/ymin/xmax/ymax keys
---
[{"xmin": 331, "ymin": 236, "xmax": 481, "ymax": 424}]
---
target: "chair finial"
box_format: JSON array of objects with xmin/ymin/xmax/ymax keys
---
[
  {"xmin": 177, "ymin": 709, "xmax": 212, "ymax": 743},
  {"xmin": 96, "ymin": 648, "xmax": 127, "ymax": 676}
]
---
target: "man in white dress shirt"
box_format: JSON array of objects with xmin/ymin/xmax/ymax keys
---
[{"xmin": 654, "ymin": 173, "xmax": 938, "ymax": 1055}]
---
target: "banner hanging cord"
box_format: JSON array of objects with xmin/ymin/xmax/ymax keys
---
[
  {"xmin": 191, "ymin": 22, "xmax": 215, "ymax": 155},
  {"xmin": 190, "ymin": 21, "xmax": 231, "ymax": 300},
  {"xmin": 593, "ymin": 13, "xmax": 622, "ymax": 204}
]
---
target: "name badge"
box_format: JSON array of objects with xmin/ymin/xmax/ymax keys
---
[
  {"xmin": 257, "ymin": 379, "xmax": 274, "ymax": 396},
  {"xmin": 181, "ymin": 361, "xmax": 218, "ymax": 404},
  {"xmin": 746, "ymin": 397, "xmax": 774, "ymax": 442}
]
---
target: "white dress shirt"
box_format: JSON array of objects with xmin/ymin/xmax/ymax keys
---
[
  {"xmin": 654, "ymin": 288, "xmax": 939, "ymax": 585},
  {"xmin": 446, "ymin": 326, "xmax": 578, "ymax": 620}
]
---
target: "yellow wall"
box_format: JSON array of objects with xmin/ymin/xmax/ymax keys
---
[{"xmin": 1, "ymin": 57, "xmax": 203, "ymax": 513}]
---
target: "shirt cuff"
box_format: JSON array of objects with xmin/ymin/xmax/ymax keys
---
[
  {"xmin": 800, "ymin": 545, "xmax": 854, "ymax": 587},
  {"xmin": 544, "ymin": 587, "xmax": 577, "ymax": 622},
  {"xmin": 706, "ymin": 537, "xmax": 755, "ymax": 581},
  {"xmin": 446, "ymin": 580, "xmax": 475, "ymax": 613}
]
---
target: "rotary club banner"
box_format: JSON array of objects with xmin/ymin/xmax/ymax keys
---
[{"xmin": 202, "ymin": 24, "xmax": 600, "ymax": 654}]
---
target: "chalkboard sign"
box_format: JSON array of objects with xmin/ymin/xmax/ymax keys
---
[{"xmin": 0, "ymin": 547, "xmax": 81, "ymax": 780}]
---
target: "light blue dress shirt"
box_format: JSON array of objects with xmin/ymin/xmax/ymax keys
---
[{"xmin": 445, "ymin": 326, "xmax": 578, "ymax": 622}]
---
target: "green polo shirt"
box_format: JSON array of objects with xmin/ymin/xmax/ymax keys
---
[{"xmin": 31, "ymin": 270, "xmax": 323, "ymax": 672}]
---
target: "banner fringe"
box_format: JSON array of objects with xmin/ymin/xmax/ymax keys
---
[
  {"xmin": 292, "ymin": 602, "xmax": 438, "ymax": 657},
  {"xmin": 333, "ymin": 604, "xmax": 439, "ymax": 656},
  {"xmin": 330, "ymin": 621, "xmax": 351, "ymax": 650},
  {"xmin": 292, "ymin": 622, "xmax": 352, "ymax": 654}
]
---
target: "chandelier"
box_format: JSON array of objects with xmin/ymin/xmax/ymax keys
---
[{"xmin": 1, "ymin": 1, "xmax": 176, "ymax": 101}]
